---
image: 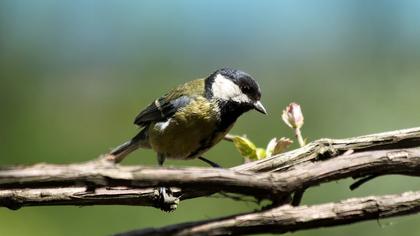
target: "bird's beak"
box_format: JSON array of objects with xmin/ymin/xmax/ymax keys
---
[{"xmin": 253, "ymin": 101, "xmax": 267, "ymax": 115}]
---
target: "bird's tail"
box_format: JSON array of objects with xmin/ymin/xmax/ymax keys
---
[{"xmin": 106, "ymin": 129, "xmax": 149, "ymax": 163}]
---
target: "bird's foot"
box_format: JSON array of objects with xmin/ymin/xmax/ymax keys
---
[{"xmin": 154, "ymin": 187, "xmax": 179, "ymax": 212}]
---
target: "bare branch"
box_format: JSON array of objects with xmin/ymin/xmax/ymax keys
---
[
  {"xmin": 0, "ymin": 163, "xmax": 285, "ymax": 205},
  {"xmin": 0, "ymin": 187, "xmax": 158, "ymax": 210},
  {"xmin": 117, "ymin": 191, "xmax": 420, "ymax": 236},
  {"xmin": 2, "ymin": 147, "xmax": 420, "ymax": 209},
  {"xmin": 2, "ymin": 127, "xmax": 420, "ymax": 235},
  {"xmin": 234, "ymin": 127, "xmax": 420, "ymax": 172}
]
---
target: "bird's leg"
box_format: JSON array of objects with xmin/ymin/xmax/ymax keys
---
[
  {"xmin": 198, "ymin": 156, "xmax": 222, "ymax": 168},
  {"xmin": 157, "ymin": 153, "xmax": 168, "ymax": 202},
  {"xmin": 155, "ymin": 153, "xmax": 179, "ymax": 212}
]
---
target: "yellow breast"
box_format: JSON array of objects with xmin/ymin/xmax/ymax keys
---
[{"xmin": 147, "ymin": 97, "xmax": 228, "ymax": 159}]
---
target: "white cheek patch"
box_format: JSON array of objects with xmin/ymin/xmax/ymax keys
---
[
  {"xmin": 212, "ymin": 74, "xmax": 251, "ymax": 103},
  {"xmin": 155, "ymin": 118, "xmax": 171, "ymax": 132}
]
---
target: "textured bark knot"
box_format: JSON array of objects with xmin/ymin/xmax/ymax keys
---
[{"xmin": 0, "ymin": 194, "xmax": 22, "ymax": 210}]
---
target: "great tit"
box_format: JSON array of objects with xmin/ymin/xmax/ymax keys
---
[
  {"xmin": 106, "ymin": 68, "xmax": 266, "ymax": 209},
  {"xmin": 107, "ymin": 68, "xmax": 266, "ymax": 166}
]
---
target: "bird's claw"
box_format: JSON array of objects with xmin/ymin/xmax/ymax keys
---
[{"xmin": 155, "ymin": 187, "xmax": 179, "ymax": 212}]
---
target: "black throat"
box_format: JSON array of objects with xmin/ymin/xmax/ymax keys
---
[
  {"xmin": 204, "ymin": 74, "xmax": 253, "ymax": 132},
  {"xmin": 216, "ymin": 100, "xmax": 253, "ymax": 132}
]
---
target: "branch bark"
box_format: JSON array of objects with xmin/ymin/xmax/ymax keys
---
[
  {"xmin": 117, "ymin": 191, "xmax": 420, "ymax": 236},
  {"xmin": 0, "ymin": 162, "xmax": 286, "ymax": 208},
  {"xmin": 0, "ymin": 187, "xmax": 158, "ymax": 210},
  {"xmin": 1, "ymin": 147, "xmax": 420, "ymax": 209},
  {"xmin": 234, "ymin": 127, "xmax": 420, "ymax": 172},
  {"xmin": 1, "ymin": 127, "xmax": 420, "ymax": 235}
]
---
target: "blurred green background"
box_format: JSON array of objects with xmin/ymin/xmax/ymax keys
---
[{"xmin": 1, "ymin": 0, "xmax": 420, "ymax": 235}]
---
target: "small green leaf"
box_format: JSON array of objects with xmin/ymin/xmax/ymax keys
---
[
  {"xmin": 255, "ymin": 148, "xmax": 267, "ymax": 160},
  {"xmin": 232, "ymin": 136, "xmax": 270, "ymax": 161},
  {"xmin": 232, "ymin": 136, "xmax": 257, "ymax": 159}
]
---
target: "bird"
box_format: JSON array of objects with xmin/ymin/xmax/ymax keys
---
[{"xmin": 106, "ymin": 68, "xmax": 266, "ymax": 208}]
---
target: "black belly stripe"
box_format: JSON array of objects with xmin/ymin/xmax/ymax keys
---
[
  {"xmin": 187, "ymin": 100, "xmax": 253, "ymax": 158},
  {"xmin": 187, "ymin": 131, "xmax": 219, "ymax": 158}
]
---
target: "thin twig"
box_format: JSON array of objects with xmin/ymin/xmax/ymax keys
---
[
  {"xmin": 291, "ymin": 126, "xmax": 306, "ymax": 206},
  {"xmin": 223, "ymin": 133, "xmax": 235, "ymax": 142},
  {"xmin": 350, "ymin": 174, "xmax": 380, "ymax": 190}
]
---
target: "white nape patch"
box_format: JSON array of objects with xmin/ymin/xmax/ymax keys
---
[
  {"xmin": 155, "ymin": 118, "xmax": 171, "ymax": 131},
  {"xmin": 212, "ymin": 74, "xmax": 250, "ymax": 103}
]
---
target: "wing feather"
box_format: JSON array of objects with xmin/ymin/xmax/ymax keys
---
[
  {"xmin": 134, "ymin": 96, "xmax": 191, "ymax": 126},
  {"xmin": 133, "ymin": 79, "xmax": 205, "ymax": 126}
]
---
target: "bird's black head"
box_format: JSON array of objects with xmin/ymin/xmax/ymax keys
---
[{"xmin": 205, "ymin": 68, "xmax": 266, "ymax": 115}]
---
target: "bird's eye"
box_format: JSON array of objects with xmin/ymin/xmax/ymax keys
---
[{"xmin": 241, "ymin": 86, "xmax": 252, "ymax": 94}]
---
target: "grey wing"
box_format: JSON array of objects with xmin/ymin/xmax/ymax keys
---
[{"xmin": 134, "ymin": 96, "xmax": 191, "ymax": 126}]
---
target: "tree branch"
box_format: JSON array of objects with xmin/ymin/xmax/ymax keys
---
[
  {"xmin": 0, "ymin": 187, "xmax": 158, "ymax": 210},
  {"xmin": 2, "ymin": 127, "xmax": 420, "ymax": 235},
  {"xmin": 0, "ymin": 162, "xmax": 286, "ymax": 207},
  {"xmin": 234, "ymin": 127, "xmax": 420, "ymax": 172},
  {"xmin": 2, "ymin": 147, "xmax": 420, "ymax": 209},
  {"xmin": 117, "ymin": 191, "xmax": 420, "ymax": 236}
]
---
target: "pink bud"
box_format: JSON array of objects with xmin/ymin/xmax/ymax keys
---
[{"xmin": 282, "ymin": 102, "xmax": 304, "ymax": 129}]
